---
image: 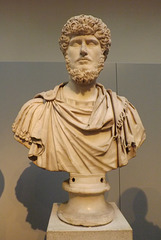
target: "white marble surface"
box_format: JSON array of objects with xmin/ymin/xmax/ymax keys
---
[{"xmin": 47, "ymin": 202, "xmax": 133, "ymax": 240}]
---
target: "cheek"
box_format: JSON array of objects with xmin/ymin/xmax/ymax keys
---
[
  {"xmin": 90, "ymin": 48, "xmax": 103, "ymax": 59},
  {"xmin": 94, "ymin": 53, "xmax": 103, "ymax": 64},
  {"xmin": 67, "ymin": 52, "xmax": 73, "ymax": 62},
  {"xmin": 67, "ymin": 48, "xmax": 79, "ymax": 60}
]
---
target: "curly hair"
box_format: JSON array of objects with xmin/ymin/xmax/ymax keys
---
[{"xmin": 59, "ymin": 14, "xmax": 111, "ymax": 60}]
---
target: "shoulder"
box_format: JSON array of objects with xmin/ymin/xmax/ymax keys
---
[
  {"xmin": 12, "ymin": 83, "xmax": 66, "ymax": 132},
  {"xmin": 34, "ymin": 83, "xmax": 66, "ymax": 101},
  {"xmin": 96, "ymin": 84, "xmax": 129, "ymax": 111},
  {"xmin": 106, "ymin": 89, "xmax": 136, "ymax": 111},
  {"xmin": 107, "ymin": 89, "xmax": 128, "ymax": 104}
]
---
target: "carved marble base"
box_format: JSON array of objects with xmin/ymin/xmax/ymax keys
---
[
  {"xmin": 57, "ymin": 173, "xmax": 114, "ymax": 226},
  {"xmin": 47, "ymin": 203, "xmax": 133, "ymax": 240}
]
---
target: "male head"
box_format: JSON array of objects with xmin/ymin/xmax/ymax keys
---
[{"xmin": 59, "ymin": 15, "xmax": 111, "ymax": 85}]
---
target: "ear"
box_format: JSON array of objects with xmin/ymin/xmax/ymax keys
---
[
  {"xmin": 103, "ymin": 50, "xmax": 109, "ymax": 61},
  {"xmin": 103, "ymin": 53, "xmax": 107, "ymax": 62}
]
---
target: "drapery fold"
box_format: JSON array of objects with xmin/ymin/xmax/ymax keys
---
[{"xmin": 12, "ymin": 83, "xmax": 146, "ymax": 173}]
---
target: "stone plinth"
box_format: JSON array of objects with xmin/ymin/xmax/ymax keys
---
[
  {"xmin": 58, "ymin": 174, "xmax": 114, "ymax": 226},
  {"xmin": 46, "ymin": 202, "xmax": 133, "ymax": 240}
]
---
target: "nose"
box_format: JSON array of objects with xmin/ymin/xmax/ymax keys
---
[{"xmin": 80, "ymin": 42, "xmax": 88, "ymax": 57}]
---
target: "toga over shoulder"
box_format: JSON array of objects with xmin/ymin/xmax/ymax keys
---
[{"xmin": 12, "ymin": 83, "xmax": 146, "ymax": 173}]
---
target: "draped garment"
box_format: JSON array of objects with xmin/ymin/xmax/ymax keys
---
[{"xmin": 12, "ymin": 83, "xmax": 146, "ymax": 174}]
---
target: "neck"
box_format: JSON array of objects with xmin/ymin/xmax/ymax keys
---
[{"xmin": 63, "ymin": 78, "xmax": 97, "ymax": 101}]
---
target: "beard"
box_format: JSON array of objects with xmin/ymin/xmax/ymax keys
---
[{"xmin": 65, "ymin": 55, "xmax": 105, "ymax": 86}]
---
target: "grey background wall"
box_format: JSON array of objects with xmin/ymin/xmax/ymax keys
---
[
  {"xmin": 0, "ymin": 1, "xmax": 161, "ymax": 240},
  {"xmin": 0, "ymin": 0, "xmax": 161, "ymax": 63}
]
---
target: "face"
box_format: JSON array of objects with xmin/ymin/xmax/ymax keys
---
[{"xmin": 66, "ymin": 35, "xmax": 104, "ymax": 72}]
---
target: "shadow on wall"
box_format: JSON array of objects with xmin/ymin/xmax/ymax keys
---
[
  {"xmin": 15, "ymin": 163, "xmax": 69, "ymax": 231},
  {"xmin": 120, "ymin": 188, "xmax": 161, "ymax": 240},
  {"xmin": 0, "ymin": 170, "xmax": 5, "ymax": 198}
]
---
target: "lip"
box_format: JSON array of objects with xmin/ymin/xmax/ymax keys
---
[{"xmin": 77, "ymin": 57, "xmax": 91, "ymax": 62}]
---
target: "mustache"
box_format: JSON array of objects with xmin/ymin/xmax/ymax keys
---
[{"xmin": 76, "ymin": 57, "xmax": 91, "ymax": 62}]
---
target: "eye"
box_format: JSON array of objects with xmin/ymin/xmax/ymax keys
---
[
  {"xmin": 69, "ymin": 40, "xmax": 81, "ymax": 47},
  {"xmin": 86, "ymin": 40, "xmax": 99, "ymax": 46}
]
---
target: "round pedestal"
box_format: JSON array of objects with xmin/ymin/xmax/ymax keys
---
[{"xmin": 57, "ymin": 173, "xmax": 114, "ymax": 226}]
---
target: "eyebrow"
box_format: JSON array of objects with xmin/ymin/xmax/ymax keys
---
[
  {"xmin": 69, "ymin": 39, "xmax": 82, "ymax": 45},
  {"xmin": 86, "ymin": 39, "xmax": 99, "ymax": 45},
  {"xmin": 69, "ymin": 37, "xmax": 99, "ymax": 45}
]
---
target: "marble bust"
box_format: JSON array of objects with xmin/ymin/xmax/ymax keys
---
[{"xmin": 12, "ymin": 15, "xmax": 146, "ymax": 226}]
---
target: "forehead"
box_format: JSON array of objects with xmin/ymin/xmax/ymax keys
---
[{"xmin": 70, "ymin": 35, "xmax": 99, "ymax": 42}]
